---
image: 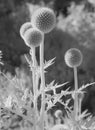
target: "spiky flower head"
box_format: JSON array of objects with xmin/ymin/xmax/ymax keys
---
[
  {"xmin": 31, "ymin": 7, "xmax": 56, "ymax": 33},
  {"xmin": 20, "ymin": 22, "xmax": 32, "ymax": 38},
  {"xmin": 64, "ymin": 48, "xmax": 83, "ymax": 68},
  {"xmin": 23, "ymin": 28, "xmax": 44, "ymax": 48}
]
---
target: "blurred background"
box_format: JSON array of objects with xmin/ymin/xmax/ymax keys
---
[{"xmin": 0, "ymin": 0, "xmax": 95, "ymax": 115}]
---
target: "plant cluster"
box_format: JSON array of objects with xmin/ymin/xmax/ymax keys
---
[{"xmin": 0, "ymin": 6, "xmax": 95, "ymax": 130}]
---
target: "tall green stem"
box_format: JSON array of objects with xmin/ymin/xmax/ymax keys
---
[
  {"xmin": 74, "ymin": 67, "xmax": 78, "ymax": 121},
  {"xmin": 40, "ymin": 35, "xmax": 45, "ymax": 130},
  {"xmin": 30, "ymin": 48, "xmax": 37, "ymax": 130}
]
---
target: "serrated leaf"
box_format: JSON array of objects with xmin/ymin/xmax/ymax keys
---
[
  {"xmin": 78, "ymin": 110, "xmax": 91, "ymax": 120},
  {"xmin": 78, "ymin": 82, "xmax": 95, "ymax": 92},
  {"xmin": 44, "ymin": 57, "xmax": 56, "ymax": 69},
  {"xmin": 45, "ymin": 81, "xmax": 69, "ymax": 92}
]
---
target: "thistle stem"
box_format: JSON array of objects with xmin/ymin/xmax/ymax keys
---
[
  {"xmin": 30, "ymin": 48, "xmax": 37, "ymax": 130},
  {"xmin": 40, "ymin": 35, "xmax": 45, "ymax": 130},
  {"xmin": 74, "ymin": 67, "xmax": 78, "ymax": 121},
  {"xmin": 79, "ymin": 98, "xmax": 82, "ymax": 116}
]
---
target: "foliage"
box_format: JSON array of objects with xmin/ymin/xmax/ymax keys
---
[
  {"xmin": 0, "ymin": 59, "xmax": 94, "ymax": 130},
  {"xmin": 0, "ymin": 55, "xmax": 95, "ymax": 130},
  {"xmin": 57, "ymin": 2, "xmax": 95, "ymax": 49}
]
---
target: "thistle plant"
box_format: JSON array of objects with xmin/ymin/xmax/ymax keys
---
[
  {"xmin": 54, "ymin": 109, "xmax": 64, "ymax": 124},
  {"xmin": 20, "ymin": 7, "xmax": 57, "ymax": 130},
  {"xmin": 64, "ymin": 48, "xmax": 83, "ymax": 121},
  {"xmin": 20, "ymin": 25, "xmax": 44, "ymax": 130},
  {"xmin": 64, "ymin": 48, "xmax": 95, "ymax": 130},
  {"xmin": 0, "ymin": 5, "xmax": 95, "ymax": 130},
  {"xmin": 19, "ymin": 8, "xmax": 95, "ymax": 130},
  {"xmin": 31, "ymin": 7, "xmax": 56, "ymax": 130}
]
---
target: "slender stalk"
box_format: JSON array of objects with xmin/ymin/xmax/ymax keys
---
[
  {"xmin": 74, "ymin": 67, "xmax": 78, "ymax": 121},
  {"xmin": 40, "ymin": 35, "xmax": 45, "ymax": 130},
  {"xmin": 30, "ymin": 48, "xmax": 37, "ymax": 130},
  {"xmin": 79, "ymin": 98, "xmax": 82, "ymax": 116},
  {"xmin": 78, "ymin": 93, "xmax": 84, "ymax": 116}
]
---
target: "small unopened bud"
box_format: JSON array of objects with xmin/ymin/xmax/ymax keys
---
[
  {"xmin": 54, "ymin": 110, "xmax": 63, "ymax": 118},
  {"xmin": 20, "ymin": 22, "xmax": 32, "ymax": 38},
  {"xmin": 31, "ymin": 7, "xmax": 56, "ymax": 33},
  {"xmin": 23, "ymin": 28, "xmax": 44, "ymax": 48},
  {"xmin": 64, "ymin": 48, "xmax": 83, "ymax": 68}
]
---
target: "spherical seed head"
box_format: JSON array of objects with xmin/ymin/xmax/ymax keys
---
[
  {"xmin": 31, "ymin": 7, "xmax": 56, "ymax": 33},
  {"xmin": 20, "ymin": 22, "xmax": 32, "ymax": 38},
  {"xmin": 23, "ymin": 28, "xmax": 44, "ymax": 48},
  {"xmin": 64, "ymin": 48, "xmax": 83, "ymax": 68}
]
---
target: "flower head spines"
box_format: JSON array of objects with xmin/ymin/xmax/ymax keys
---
[
  {"xmin": 20, "ymin": 22, "xmax": 32, "ymax": 38},
  {"xmin": 64, "ymin": 48, "xmax": 83, "ymax": 68},
  {"xmin": 23, "ymin": 28, "xmax": 44, "ymax": 48},
  {"xmin": 31, "ymin": 7, "xmax": 56, "ymax": 33}
]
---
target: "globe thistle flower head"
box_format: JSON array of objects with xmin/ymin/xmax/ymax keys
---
[
  {"xmin": 31, "ymin": 7, "xmax": 56, "ymax": 33},
  {"xmin": 20, "ymin": 22, "xmax": 32, "ymax": 38},
  {"xmin": 23, "ymin": 28, "xmax": 44, "ymax": 48},
  {"xmin": 64, "ymin": 48, "xmax": 83, "ymax": 68},
  {"xmin": 54, "ymin": 110, "xmax": 63, "ymax": 118}
]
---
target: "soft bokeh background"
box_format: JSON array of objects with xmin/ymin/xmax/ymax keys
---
[{"xmin": 1, "ymin": 0, "xmax": 95, "ymax": 115}]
